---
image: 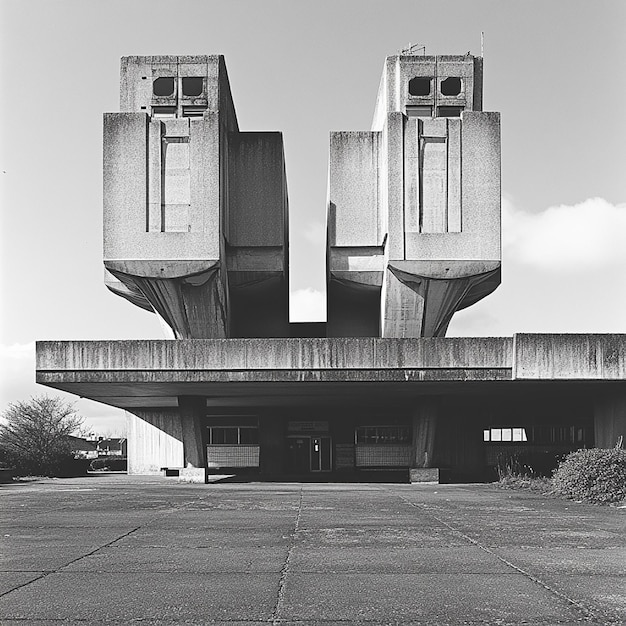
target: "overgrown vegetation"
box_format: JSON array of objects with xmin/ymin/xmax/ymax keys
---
[
  {"xmin": 0, "ymin": 396, "xmax": 84, "ymax": 477},
  {"xmin": 497, "ymin": 447, "xmax": 626, "ymax": 504},
  {"xmin": 552, "ymin": 448, "xmax": 626, "ymax": 504}
]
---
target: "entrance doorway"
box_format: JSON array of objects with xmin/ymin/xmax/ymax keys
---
[{"xmin": 287, "ymin": 436, "xmax": 332, "ymax": 473}]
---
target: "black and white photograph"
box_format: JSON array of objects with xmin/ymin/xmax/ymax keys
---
[{"xmin": 1, "ymin": 0, "xmax": 625, "ymax": 623}]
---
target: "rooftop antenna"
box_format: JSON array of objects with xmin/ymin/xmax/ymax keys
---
[
  {"xmin": 400, "ymin": 42, "xmax": 426, "ymax": 56},
  {"xmin": 481, "ymin": 31, "xmax": 484, "ymax": 58}
]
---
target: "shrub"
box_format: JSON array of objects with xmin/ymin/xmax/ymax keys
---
[
  {"xmin": 90, "ymin": 457, "xmax": 127, "ymax": 471},
  {"xmin": 552, "ymin": 448, "xmax": 626, "ymax": 504}
]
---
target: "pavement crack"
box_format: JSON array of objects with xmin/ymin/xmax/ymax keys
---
[
  {"xmin": 397, "ymin": 494, "xmax": 610, "ymax": 625},
  {"xmin": 0, "ymin": 526, "xmax": 142, "ymax": 599},
  {"xmin": 271, "ymin": 486, "xmax": 303, "ymax": 625}
]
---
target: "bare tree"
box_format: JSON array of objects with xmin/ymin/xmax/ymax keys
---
[{"xmin": 0, "ymin": 395, "xmax": 84, "ymax": 476}]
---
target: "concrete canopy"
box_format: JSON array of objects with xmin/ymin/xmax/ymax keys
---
[{"xmin": 36, "ymin": 335, "xmax": 626, "ymax": 410}]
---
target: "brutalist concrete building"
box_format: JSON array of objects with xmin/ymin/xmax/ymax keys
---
[{"xmin": 36, "ymin": 53, "xmax": 625, "ymax": 482}]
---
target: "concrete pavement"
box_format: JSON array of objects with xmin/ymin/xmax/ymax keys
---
[{"xmin": 1, "ymin": 475, "xmax": 624, "ymax": 624}]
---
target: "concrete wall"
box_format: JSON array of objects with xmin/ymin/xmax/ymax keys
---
[
  {"xmin": 227, "ymin": 132, "xmax": 288, "ymax": 248},
  {"xmin": 328, "ymin": 132, "xmax": 382, "ymax": 247},
  {"xmin": 104, "ymin": 115, "xmax": 221, "ymax": 264},
  {"xmin": 127, "ymin": 409, "xmax": 184, "ymax": 474},
  {"xmin": 514, "ymin": 334, "xmax": 626, "ymax": 380}
]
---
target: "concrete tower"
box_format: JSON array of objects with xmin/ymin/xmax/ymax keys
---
[
  {"xmin": 327, "ymin": 54, "xmax": 501, "ymax": 337},
  {"xmin": 103, "ymin": 56, "xmax": 289, "ymax": 339}
]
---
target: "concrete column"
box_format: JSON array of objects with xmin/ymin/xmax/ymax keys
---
[
  {"xmin": 178, "ymin": 396, "xmax": 206, "ymax": 469},
  {"xmin": 259, "ymin": 414, "xmax": 284, "ymax": 476},
  {"xmin": 411, "ymin": 399, "xmax": 438, "ymax": 468},
  {"xmin": 594, "ymin": 390, "xmax": 626, "ymax": 449}
]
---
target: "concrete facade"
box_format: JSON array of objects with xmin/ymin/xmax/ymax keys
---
[
  {"xmin": 104, "ymin": 56, "xmax": 289, "ymax": 339},
  {"xmin": 34, "ymin": 52, "xmax": 626, "ymax": 483},
  {"xmin": 36, "ymin": 334, "xmax": 626, "ymax": 482},
  {"xmin": 327, "ymin": 55, "xmax": 500, "ymax": 338}
]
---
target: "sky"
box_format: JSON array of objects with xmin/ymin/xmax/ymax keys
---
[{"xmin": 1, "ymin": 0, "xmax": 625, "ymax": 433}]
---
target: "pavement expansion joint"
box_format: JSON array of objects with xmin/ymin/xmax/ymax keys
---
[
  {"xmin": 0, "ymin": 525, "xmax": 142, "ymax": 600},
  {"xmin": 271, "ymin": 486, "xmax": 303, "ymax": 625},
  {"xmin": 395, "ymin": 493, "xmax": 615, "ymax": 625}
]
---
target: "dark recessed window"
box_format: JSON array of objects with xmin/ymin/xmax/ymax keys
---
[
  {"xmin": 182, "ymin": 106, "xmax": 207, "ymax": 118},
  {"xmin": 406, "ymin": 105, "xmax": 432, "ymax": 118},
  {"xmin": 152, "ymin": 106, "xmax": 176, "ymax": 118},
  {"xmin": 440, "ymin": 77, "xmax": 462, "ymax": 96},
  {"xmin": 182, "ymin": 77, "xmax": 204, "ymax": 97},
  {"xmin": 153, "ymin": 77, "xmax": 175, "ymax": 97},
  {"xmin": 437, "ymin": 106, "xmax": 463, "ymax": 118},
  {"xmin": 408, "ymin": 77, "xmax": 431, "ymax": 96}
]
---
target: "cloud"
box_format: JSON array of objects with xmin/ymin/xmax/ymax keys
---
[
  {"xmin": 290, "ymin": 288, "xmax": 326, "ymax": 322},
  {"xmin": 449, "ymin": 197, "xmax": 626, "ymax": 337},
  {"xmin": 503, "ymin": 197, "xmax": 626, "ymax": 272}
]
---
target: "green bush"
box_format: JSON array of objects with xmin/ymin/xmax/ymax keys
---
[{"xmin": 552, "ymin": 448, "xmax": 626, "ymax": 504}]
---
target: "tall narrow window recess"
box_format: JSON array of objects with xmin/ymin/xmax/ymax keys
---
[
  {"xmin": 408, "ymin": 77, "xmax": 431, "ymax": 96},
  {"xmin": 153, "ymin": 77, "xmax": 175, "ymax": 97},
  {"xmin": 440, "ymin": 77, "xmax": 462, "ymax": 96},
  {"xmin": 182, "ymin": 77, "xmax": 204, "ymax": 97}
]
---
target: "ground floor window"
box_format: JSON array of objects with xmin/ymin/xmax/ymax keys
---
[
  {"xmin": 483, "ymin": 425, "xmax": 589, "ymax": 446},
  {"xmin": 206, "ymin": 425, "xmax": 260, "ymax": 468},
  {"xmin": 484, "ymin": 427, "xmax": 528, "ymax": 442},
  {"xmin": 208, "ymin": 426, "xmax": 259, "ymax": 445},
  {"xmin": 355, "ymin": 425, "xmax": 411, "ymax": 468},
  {"xmin": 355, "ymin": 426, "xmax": 410, "ymax": 445}
]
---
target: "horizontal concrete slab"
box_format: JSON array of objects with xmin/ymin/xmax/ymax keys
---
[{"xmin": 34, "ymin": 335, "xmax": 625, "ymax": 409}]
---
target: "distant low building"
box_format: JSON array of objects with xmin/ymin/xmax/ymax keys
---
[
  {"xmin": 67, "ymin": 436, "xmax": 98, "ymax": 460},
  {"xmin": 95, "ymin": 438, "xmax": 127, "ymax": 457}
]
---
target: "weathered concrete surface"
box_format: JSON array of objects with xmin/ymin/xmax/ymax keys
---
[
  {"xmin": 36, "ymin": 337, "xmax": 513, "ymax": 373},
  {"xmin": 514, "ymin": 333, "xmax": 626, "ymax": 380},
  {"xmin": 1, "ymin": 476, "xmax": 624, "ymax": 624}
]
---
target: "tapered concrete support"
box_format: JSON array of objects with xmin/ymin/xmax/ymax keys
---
[
  {"xmin": 382, "ymin": 263, "xmax": 500, "ymax": 338},
  {"xmin": 411, "ymin": 399, "xmax": 438, "ymax": 468},
  {"xmin": 107, "ymin": 264, "xmax": 228, "ymax": 339},
  {"xmin": 594, "ymin": 391, "xmax": 626, "ymax": 449}
]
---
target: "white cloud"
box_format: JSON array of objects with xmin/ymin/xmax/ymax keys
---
[
  {"xmin": 449, "ymin": 197, "xmax": 626, "ymax": 337},
  {"xmin": 503, "ymin": 197, "xmax": 626, "ymax": 272},
  {"xmin": 290, "ymin": 288, "xmax": 326, "ymax": 322}
]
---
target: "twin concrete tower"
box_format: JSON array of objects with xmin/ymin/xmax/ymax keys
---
[{"xmin": 104, "ymin": 54, "xmax": 500, "ymax": 338}]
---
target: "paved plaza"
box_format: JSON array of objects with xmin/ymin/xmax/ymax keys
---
[{"xmin": 1, "ymin": 475, "xmax": 624, "ymax": 625}]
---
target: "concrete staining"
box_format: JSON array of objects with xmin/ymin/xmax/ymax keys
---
[
  {"xmin": 35, "ymin": 51, "xmax": 626, "ymax": 482},
  {"xmin": 1, "ymin": 477, "xmax": 624, "ymax": 624}
]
